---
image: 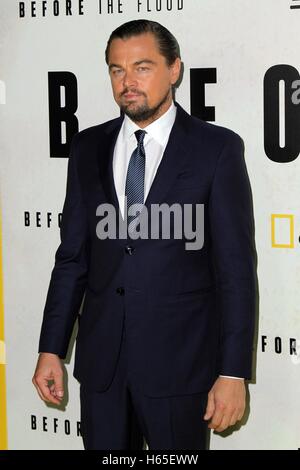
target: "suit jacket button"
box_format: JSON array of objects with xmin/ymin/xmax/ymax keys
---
[
  {"xmin": 125, "ymin": 245, "xmax": 135, "ymax": 255},
  {"xmin": 116, "ymin": 287, "xmax": 125, "ymax": 295}
]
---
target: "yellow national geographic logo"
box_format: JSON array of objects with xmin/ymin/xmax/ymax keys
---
[{"xmin": 271, "ymin": 214, "xmax": 294, "ymax": 248}]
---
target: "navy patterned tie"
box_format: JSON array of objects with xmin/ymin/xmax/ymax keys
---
[{"xmin": 125, "ymin": 129, "xmax": 147, "ymax": 231}]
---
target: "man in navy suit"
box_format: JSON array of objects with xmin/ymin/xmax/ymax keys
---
[{"xmin": 33, "ymin": 19, "xmax": 257, "ymax": 450}]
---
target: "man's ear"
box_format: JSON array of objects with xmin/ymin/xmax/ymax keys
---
[{"xmin": 170, "ymin": 57, "xmax": 183, "ymax": 85}]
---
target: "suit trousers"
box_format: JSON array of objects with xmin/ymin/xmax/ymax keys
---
[{"xmin": 79, "ymin": 322, "xmax": 209, "ymax": 450}]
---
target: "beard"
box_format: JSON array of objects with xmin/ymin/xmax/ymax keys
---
[{"xmin": 119, "ymin": 88, "xmax": 171, "ymax": 123}]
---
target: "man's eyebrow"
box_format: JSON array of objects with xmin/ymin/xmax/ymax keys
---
[
  {"xmin": 109, "ymin": 59, "xmax": 156, "ymax": 70},
  {"xmin": 133, "ymin": 59, "xmax": 156, "ymax": 66}
]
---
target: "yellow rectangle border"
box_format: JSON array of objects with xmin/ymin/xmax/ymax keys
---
[{"xmin": 271, "ymin": 214, "xmax": 294, "ymax": 248}]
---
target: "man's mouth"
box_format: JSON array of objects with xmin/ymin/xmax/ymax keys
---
[{"xmin": 123, "ymin": 93, "xmax": 141, "ymax": 99}]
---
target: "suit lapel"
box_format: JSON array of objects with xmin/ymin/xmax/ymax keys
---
[
  {"xmin": 143, "ymin": 101, "xmax": 190, "ymax": 211},
  {"xmin": 98, "ymin": 115, "xmax": 124, "ymax": 216}
]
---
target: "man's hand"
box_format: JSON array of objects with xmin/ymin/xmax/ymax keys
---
[
  {"xmin": 32, "ymin": 353, "xmax": 64, "ymax": 405},
  {"xmin": 203, "ymin": 377, "xmax": 246, "ymax": 432}
]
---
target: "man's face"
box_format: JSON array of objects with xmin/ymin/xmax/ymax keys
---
[{"xmin": 107, "ymin": 32, "xmax": 181, "ymax": 123}]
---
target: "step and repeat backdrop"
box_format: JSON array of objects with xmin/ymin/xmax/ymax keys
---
[{"xmin": 0, "ymin": 0, "xmax": 300, "ymax": 450}]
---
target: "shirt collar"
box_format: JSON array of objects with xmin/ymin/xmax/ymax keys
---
[{"xmin": 123, "ymin": 100, "xmax": 177, "ymax": 147}]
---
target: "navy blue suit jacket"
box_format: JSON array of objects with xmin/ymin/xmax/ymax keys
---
[{"xmin": 38, "ymin": 101, "xmax": 257, "ymax": 397}]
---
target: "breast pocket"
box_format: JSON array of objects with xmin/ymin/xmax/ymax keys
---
[
  {"xmin": 172, "ymin": 171, "xmax": 208, "ymax": 192},
  {"xmin": 167, "ymin": 177, "xmax": 208, "ymax": 203}
]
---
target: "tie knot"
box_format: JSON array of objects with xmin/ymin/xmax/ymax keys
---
[{"xmin": 134, "ymin": 129, "xmax": 146, "ymax": 145}]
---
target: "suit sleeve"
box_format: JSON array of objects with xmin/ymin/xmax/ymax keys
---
[
  {"xmin": 209, "ymin": 132, "xmax": 257, "ymax": 379},
  {"xmin": 38, "ymin": 134, "xmax": 90, "ymax": 359}
]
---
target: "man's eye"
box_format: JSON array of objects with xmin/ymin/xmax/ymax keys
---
[
  {"xmin": 137, "ymin": 67, "xmax": 149, "ymax": 72},
  {"xmin": 112, "ymin": 69, "xmax": 123, "ymax": 75}
]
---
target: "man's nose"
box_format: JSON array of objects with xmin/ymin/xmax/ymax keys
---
[{"xmin": 123, "ymin": 70, "xmax": 137, "ymax": 88}]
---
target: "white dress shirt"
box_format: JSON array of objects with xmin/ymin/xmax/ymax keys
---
[
  {"xmin": 113, "ymin": 100, "xmax": 177, "ymax": 219},
  {"xmin": 112, "ymin": 100, "xmax": 243, "ymax": 381}
]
